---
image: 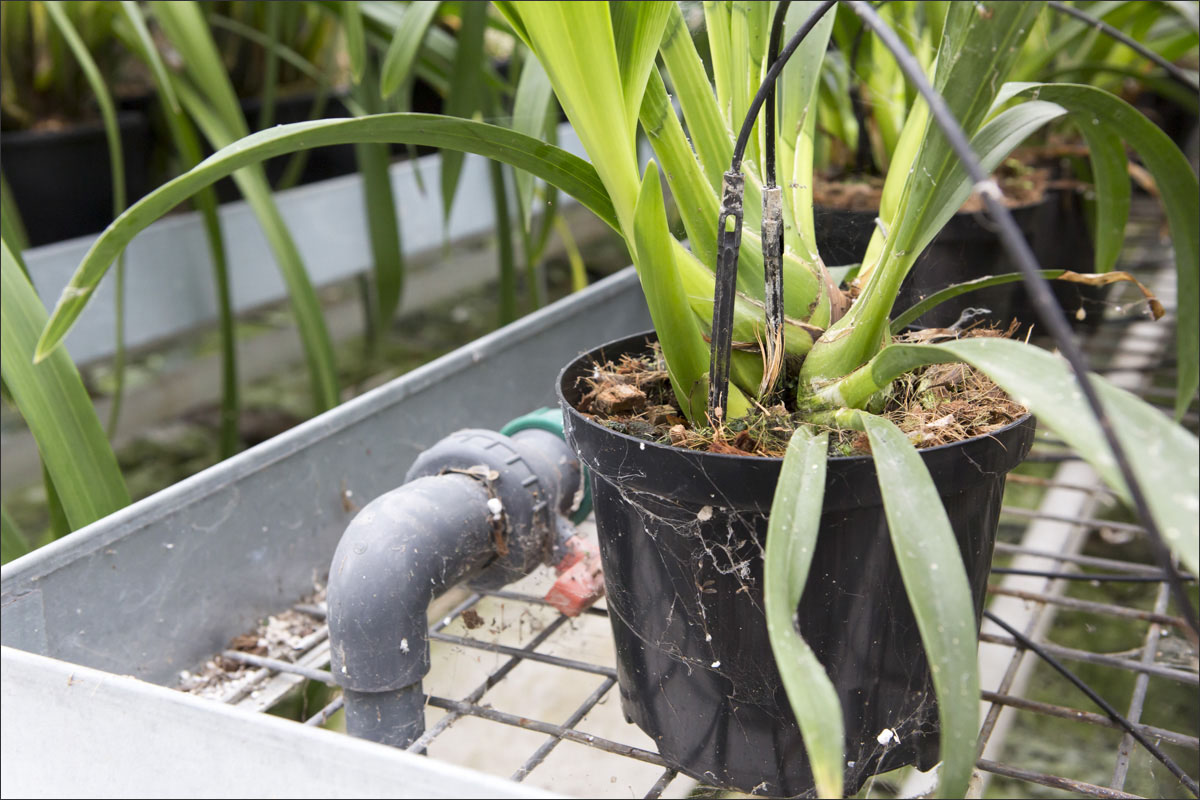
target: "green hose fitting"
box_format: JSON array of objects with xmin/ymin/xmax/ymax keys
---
[{"xmin": 500, "ymin": 407, "xmax": 592, "ymax": 523}]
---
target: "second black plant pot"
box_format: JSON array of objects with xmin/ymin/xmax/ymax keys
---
[
  {"xmin": 815, "ymin": 188, "xmax": 1101, "ymax": 329},
  {"xmin": 558, "ymin": 332, "xmax": 1035, "ymax": 797},
  {"xmin": 1, "ymin": 111, "xmax": 151, "ymax": 246}
]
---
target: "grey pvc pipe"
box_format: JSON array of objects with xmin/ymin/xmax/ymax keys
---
[
  {"xmin": 329, "ymin": 474, "xmax": 495, "ymax": 744},
  {"xmin": 327, "ymin": 426, "xmax": 582, "ymax": 748}
]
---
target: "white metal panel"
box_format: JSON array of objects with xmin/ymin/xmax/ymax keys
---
[{"xmin": 1, "ymin": 646, "xmax": 557, "ymax": 799}]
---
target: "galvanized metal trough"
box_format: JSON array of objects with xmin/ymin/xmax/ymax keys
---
[{"xmin": 2, "ymin": 268, "xmax": 650, "ymax": 798}]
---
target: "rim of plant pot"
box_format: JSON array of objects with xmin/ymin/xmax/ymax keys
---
[{"xmin": 558, "ymin": 330, "xmax": 1035, "ymax": 512}]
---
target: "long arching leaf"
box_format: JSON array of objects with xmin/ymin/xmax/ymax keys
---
[
  {"xmin": 860, "ymin": 413, "xmax": 981, "ymax": 800},
  {"xmin": 998, "ymin": 82, "xmax": 1200, "ymax": 420},
  {"xmin": 823, "ymin": 338, "xmax": 1199, "ymax": 577},
  {"xmin": 44, "ymin": 1, "xmax": 130, "ymax": 435},
  {"xmin": 34, "ymin": 114, "xmax": 617, "ymax": 363},
  {"xmin": 765, "ymin": 428, "xmax": 844, "ymax": 799},
  {"xmin": 2, "ymin": 240, "xmax": 130, "ymax": 532}
]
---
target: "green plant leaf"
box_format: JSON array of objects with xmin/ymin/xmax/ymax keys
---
[
  {"xmin": 659, "ymin": 2, "xmax": 731, "ymax": 192},
  {"xmin": 512, "ymin": 1, "xmax": 640, "ymax": 228},
  {"xmin": 610, "ymin": 1, "xmax": 671, "ymax": 131},
  {"xmin": 205, "ymin": 12, "xmax": 347, "ymax": 98},
  {"xmin": 149, "ymin": 2, "xmax": 244, "ymax": 133},
  {"xmin": 256, "ymin": 1, "xmax": 283, "ymax": 130},
  {"xmin": 889, "ymin": 269, "xmax": 1067, "ymax": 332},
  {"xmin": 1064, "ymin": 119, "xmax": 1129, "ymax": 275},
  {"xmin": 172, "ymin": 79, "xmax": 340, "ymax": 413},
  {"xmin": 0, "ymin": 172, "xmax": 29, "ymax": 254},
  {"xmin": 998, "ymin": 82, "xmax": 1199, "ymax": 419},
  {"xmin": 43, "ymin": 463, "xmax": 69, "ymax": 541},
  {"xmin": 380, "ymin": 1, "xmax": 440, "ymax": 97},
  {"xmin": 552, "ymin": 212, "xmax": 587, "ymax": 293},
  {"xmin": 633, "ymin": 162, "xmax": 748, "ymax": 421},
  {"xmin": 826, "ymin": 338, "xmax": 1199, "ymax": 577},
  {"xmin": 353, "ymin": 62, "xmax": 405, "ymax": 335},
  {"xmin": 703, "ymin": 0, "xmax": 734, "ymax": 124},
  {"xmin": 44, "ymin": 0, "xmax": 130, "ymax": 435},
  {"xmin": 117, "ymin": 0, "xmax": 179, "ymax": 114},
  {"xmin": 492, "ymin": 1, "xmax": 531, "ymax": 48},
  {"xmin": 2, "ymin": 240, "xmax": 130, "ymax": 532},
  {"xmin": 776, "ymin": 1, "xmax": 837, "ymax": 263},
  {"xmin": 1164, "ymin": 0, "xmax": 1200, "ymax": 32},
  {"xmin": 764, "ymin": 427, "xmax": 844, "ymax": 800},
  {"xmin": 34, "ymin": 113, "xmax": 618, "ymax": 364},
  {"xmin": 638, "ymin": 69, "xmax": 828, "ymax": 328},
  {"xmin": 489, "ymin": 159, "xmax": 518, "ymax": 325},
  {"xmin": 1, "ymin": 504, "xmax": 32, "ymax": 565},
  {"xmin": 440, "ymin": 0, "xmax": 488, "ymax": 221},
  {"xmin": 908, "ymin": 100, "xmax": 1066, "ymax": 259},
  {"xmin": 341, "ymin": 0, "xmax": 366, "ymax": 84},
  {"xmin": 44, "ymin": 2, "xmax": 125, "ymax": 215},
  {"xmin": 802, "ymin": 1, "xmax": 1044, "ymax": 386},
  {"xmin": 938, "ymin": 338, "xmax": 1199, "ymax": 578},
  {"xmin": 511, "ymin": 55, "xmax": 555, "ymax": 230},
  {"xmin": 860, "ymin": 413, "xmax": 981, "ymax": 800}
]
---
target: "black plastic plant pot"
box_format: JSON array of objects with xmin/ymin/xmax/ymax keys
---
[
  {"xmin": 815, "ymin": 188, "xmax": 1100, "ymax": 330},
  {"xmin": 557, "ymin": 332, "xmax": 1036, "ymax": 797},
  {"xmin": 1, "ymin": 110, "xmax": 151, "ymax": 246}
]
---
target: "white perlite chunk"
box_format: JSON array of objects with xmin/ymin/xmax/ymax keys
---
[{"xmin": 487, "ymin": 497, "xmax": 504, "ymax": 520}]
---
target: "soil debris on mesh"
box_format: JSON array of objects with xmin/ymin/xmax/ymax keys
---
[
  {"xmin": 177, "ymin": 585, "xmax": 326, "ymax": 700},
  {"xmin": 575, "ymin": 325, "xmax": 1026, "ymax": 458}
]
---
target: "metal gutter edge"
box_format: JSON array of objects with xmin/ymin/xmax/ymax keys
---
[
  {"xmin": 0, "ymin": 267, "xmax": 640, "ymax": 587},
  {"xmin": 0, "ymin": 646, "xmax": 557, "ymax": 799}
]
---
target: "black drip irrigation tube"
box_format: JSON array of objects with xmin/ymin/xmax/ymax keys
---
[
  {"xmin": 985, "ymin": 610, "xmax": 1200, "ymax": 798},
  {"xmin": 706, "ymin": 0, "xmax": 1198, "ymax": 640},
  {"xmin": 1046, "ymin": 0, "xmax": 1200, "ymax": 92},
  {"xmin": 990, "ymin": 567, "xmax": 1199, "ymax": 584}
]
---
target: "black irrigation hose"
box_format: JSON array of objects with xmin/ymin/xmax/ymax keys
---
[
  {"xmin": 842, "ymin": 0, "xmax": 1200, "ymax": 638},
  {"xmin": 731, "ymin": 0, "xmax": 839, "ymax": 172},
  {"xmin": 990, "ymin": 567, "xmax": 1198, "ymax": 584},
  {"xmin": 984, "ymin": 610, "xmax": 1200, "ymax": 798},
  {"xmin": 1047, "ymin": 0, "xmax": 1200, "ymax": 92},
  {"xmin": 763, "ymin": 1, "xmax": 790, "ymax": 187}
]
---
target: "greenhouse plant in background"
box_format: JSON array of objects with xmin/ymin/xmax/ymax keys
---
[
  {"xmin": 15, "ymin": 1, "xmax": 1200, "ymax": 797},
  {"xmin": 810, "ymin": 0, "xmax": 1198, "ymax": 326},
  {"xmin": 1, "ymin": 0, "xmax": 567, "ymax": 561}
]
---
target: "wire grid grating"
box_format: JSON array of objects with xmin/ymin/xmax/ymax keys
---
[{"xmin": 179, "ymin": 208, "xmax": 1197, "ymax": 799}]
